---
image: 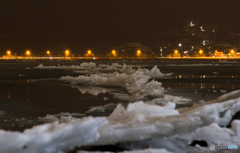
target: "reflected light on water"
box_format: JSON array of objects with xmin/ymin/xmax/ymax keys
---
[
  {"xmin": 162, "ymin": 82, "xmax": 239, "ymax": 89},
  {"xmin": 173, "ymin": 75, "xmax": 239, "ymax": 79}
]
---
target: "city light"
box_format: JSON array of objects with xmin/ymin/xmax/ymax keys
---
[
  {"xmin": 65, "ymin": 50, "xmax": 69, "ymax": 56},
  {"xmin": 231, "ymin": 49, "xmax": 234, "ymax": 53},
  {"xmin": 174, "ymin": 50, "xmax": 178, "ymax": 54},
  {"xmin": 46, "ymin": 50, "xmax": 50, "ymax": 55},
  {"xmin": 7, "ymin": 50, "xmax": 11, "ymax": 56},
  {"xmin": 136, "ymin": 50, "xmax": 141, "ymax": 57},
  {"xmin": 112, "ymin": 50, "xmax": 116, "ymax": 57},
  {"xmin": 88, "ymin": 50, "xmax": 91, "ymax": 54},
  {"xmin": 199, "ymin": 49, "xmax": 203, "ymax": 54},
  {"xmin": 26, "ymin": 50, "xmax": 31, "ymax": 56},
  {"xmin": 112, "ymin": 50, "xmax": 116, "ymax": 54}
]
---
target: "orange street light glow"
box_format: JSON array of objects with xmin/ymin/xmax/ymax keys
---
[
  {"xmin": 47, "ymin": 50, "xmax": 50, "ymax": 55},
  {"xmin": 112, "ymin": 50, "xmax": 116, "ymax": 54},
  {"xmin": 26, "ymin": 50, "xmax": 31, "ymax": 56},
  {"xmin": 7, "ymin": 50, "xmax": 11, "ymax": 55},
  {"xmin": 65, "ymin": 50, "xmax": 69, "ymax": 56},
  {"xmin": 174, "ymin": 50, "xmax": 178, "ymax": 54},
  {"xmin": 88, "ymin": 50, "xmax": 91, "ymax": 54},
  {"xmin": 199, "ymin": 50, "xmax": 203, "ymax": 54},
  {"xmin": 231, "ymin": 49, "xmax": 234, "ymax": 53},
  {"xmin": 137, "ymin": 50, "xmax": 141, "ymax": 54}
]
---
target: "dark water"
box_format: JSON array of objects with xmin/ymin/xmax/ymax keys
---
[{"xmin": 0, "ymin": 60, "xmax": 240, "ymax": 131}]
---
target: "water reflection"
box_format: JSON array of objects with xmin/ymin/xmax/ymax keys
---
[
  {"xmin": 162, "ymin": 82, "xmax": 239, "ymax": 89},
  {"xmin": 0, "ymin": 82, "xmax": 118, "ymax": 114},
  {"xmin": 173, "ymin": 75, "xmax": 239, "ymax": 79}
]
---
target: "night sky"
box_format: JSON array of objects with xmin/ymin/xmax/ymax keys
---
[{"xmin": 0, "ymin": 0, "xmax": 240, "ymax": 54}]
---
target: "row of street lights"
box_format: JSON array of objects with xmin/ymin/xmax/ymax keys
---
[
  {"xmin": 7, "ymin": 50, "xmax": 31, "ymax": 56},
  {"xmin": 5, "ymin": 49, "xmax": 143, "ymax": 57},
  {"xmin": 5, "ymin": 49, "xmax": 236, "ymax": 57},
  {"xmin": 174, "ymin": 49, "xmax": 235, "ymax": 56},
  {"xmin": 5, "ymin": 49, "xmax": 71, "ymax": 57}
]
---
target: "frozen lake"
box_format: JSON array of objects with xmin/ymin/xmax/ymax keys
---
[{"xmin": 1, "ymin": 59, "xmax": 240, "ymax": 152}]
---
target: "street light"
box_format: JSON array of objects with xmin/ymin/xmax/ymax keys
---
[
  {"xmin": 137, "ymin": 50, "xmax": 141, "ymax": 57},
  {"xmin": 199, "ymin": 49, "xmax": 203, "ymax": 56},
  {"xmin": 88, "ymin": 50, "xmax": 91, "ymax": 55},
  {"xmin": 7, "ymin": 50, "xmax": 11, "ymax": 56},
  {"xmin": 26, "ymin": 50, "xmax": 31, "ymax": 56},
  {"xmin": 46, "ymin": 50, "xmax": 50, "ymax": 55},
  {"xmin": 112, "ymin": 50, "xmax": 116, "ymax": 57},
  {"xmin": 65, "ymin": 50, "xmax": 69, "ymax": 56},
  {"xmin": 174, "ymin": 50, "xmax": 178, "ymax": 54},
  {"xmin": 231, "ymin": 49, "xmax": 234, "ymax": 54}
]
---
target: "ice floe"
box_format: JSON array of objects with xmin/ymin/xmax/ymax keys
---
[
  {"xmin": 1, "ymin": 90, "xmax": 240, "ymax": 152},
  {"xmin": 34, "ymin": 63, "xmax": 172, "ymax": 79},
  {"xmin": 34, "ymin": 62, "xmax": 96, "ymax": 69},
  {"xmin": 76, "ymin": 86, "xmax": 115, "ymax": 96},
  {"xmin": 60, "ymin": 73, "xmax": 180, "ymax": 102},
  {"xmin": 77, "ymin": 148, "xmax": 172, "ymax": 153},
  {"xmin": 86, "ymin": 103, "xmax": 117, "ymax": 113}
]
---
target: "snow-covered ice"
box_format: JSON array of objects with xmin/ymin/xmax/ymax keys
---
[
  {"xmin": 77, "ymin": 148, "xmax": 173, "ymax": 153},
  {"xmin": 1, "ymin": 90, "xmax": 240, "ymax": 153},
  {"xmin": 60, "ymin": 72, "xmax": 183, "ymax": 102},
  {"xmin": 34, "ymin": 63, "xmax": 172, "ymax": 79}
]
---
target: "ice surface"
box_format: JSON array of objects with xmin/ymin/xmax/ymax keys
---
[
  {"xmin": 80, "ymin": 62, "xmax": 96, "ymax": 68},
  {"xmin": 220, "ymin": 90, "xmax": 227, "ymax": 93},
  {"xmin": 59, "ymin": 73, "xmax": 150, "ymax": 88},
  {"xmin": 110, "ymin": 63, "xmax": 123, "ymax": 68},
  {"xmin": 76, "ymin": 86, "xmax": 112, "ymax": 96},
  {"xmin": 34, "ymin": 63, "xmax": 172, "ymax": 79},
  {"xmin": 1, "ymin": 90, "xmax": 240, "ymax": 152},
  {"xmin": 60, "ymin": 67, "xmax": 176, "ymax": 101},
  {"xmin": 77, "ymin": 148, "xmax": 172, "ymax": 153},
  {"xmin": 38, "ymin": 113, "xmax": 85, "ymax": 123},
  {"xmin": 132, "ymin": 65, "xmax": 172, "ymax": 78},
  {"xmin": 217, "ymin": 89, "xmax": 240, "ymax": 102},
  {"xmin": 120, "ymin": 64, "xmax": 135, "ymax": 74},
  {"xmin": 0, "ymin": 117, "xmax": 107, "ymax": 153},
  {"xmin": 34, "ymin": 63, "xmax": 96, "ymax": 69},
  {"xmin": 148, "ymin": 95, "xmax": 192, "ymax": 105},
  {"xmin": 86, "ymin": 103, "xmax": 117, "ymax": 113}
]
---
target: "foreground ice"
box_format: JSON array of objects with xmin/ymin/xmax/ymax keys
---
[
  {"xmin": 78, "ymin": 148, "xmax": 172, "ymax": 153},
  {"xmin": 1, "ymin": 90, "xmax": 240, "ymax": 153}
]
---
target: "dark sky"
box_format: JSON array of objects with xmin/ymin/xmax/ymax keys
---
[{"xmin": 0, "ymin": 0, "xmax": 240, "ymax": 54}]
